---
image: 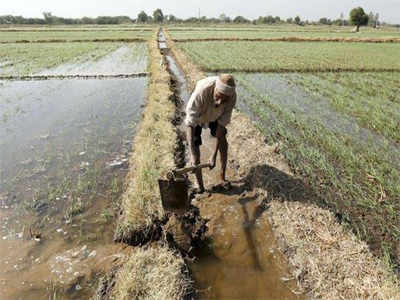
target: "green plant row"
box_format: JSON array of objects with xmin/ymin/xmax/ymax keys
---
[
  {"xmin": 283, "ymin": 72, "xmax": 400, "ymax": 143},
  {"xmin": 236, "ymin": 74, "xmax": 400, "ymax": 268},
  {"xmin": 178, "ymin": 41, "xmax": 400, "ymax": 71}
]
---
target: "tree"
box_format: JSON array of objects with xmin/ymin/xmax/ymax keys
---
[
  {"xmin": 219, "ymin": 13, "xmax": 230, "ymax": 23},
  {"xmin": 167, "ymin": 14, "xmax": 177, "ymax": 23},
  {"xmin": 368, "ymin": 11, "xmax": 376, "ymax": 27},
  {"xmin": 286, "ymin": 17, "xmax": 293, "ymax": 24},
  {"xmin": 233, "ymin": 16, "xmax": 249, "ymax": 23},
  {"xmin": 319, "ymin": 17, "xmax": 329, "ymax": 25},
  {"xmin": 137, "ymin": 11, "xmax": 148, "ymax": 23},
  {"xmin": 294, "ymin": 15, "xmax": 301, "ymax": 25},
  {"xmin": 350, "ymin": 7, "xmax": 369, "ymax": 32},
  {"xmin": 153, "ymin": 8, "xmax": 164, "ymax": 23},
  {"xmin": 42, "ymin": 12, "xmax": 54, "ymax": 25},
  {"xmin": 375, "ymin": 13, "xmax": 380, "ymax": 28}
]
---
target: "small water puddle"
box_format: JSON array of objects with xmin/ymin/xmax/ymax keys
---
[{"xmin": 191, "ymin": 191, "xmax": 300, "ymax": 299}]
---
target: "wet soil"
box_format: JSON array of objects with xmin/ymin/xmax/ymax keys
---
[
  {"xmin": 188, "ymin": 132, "xmax": 302, "ymax": 300},
  {"xmin": 0, "ymin": 78, "xmax": 147, "ymax": 299},
  {"xmin": 161, "ymin": 30, "xmax": 303, "ymax": 299}
]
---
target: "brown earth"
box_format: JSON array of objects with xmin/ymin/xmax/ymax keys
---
[{"xmin": 186, "ymin": 128, "xmax": 303, "ymax": 299}]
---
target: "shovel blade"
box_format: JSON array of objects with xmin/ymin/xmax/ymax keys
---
[{"xmin": 158, "ymin": 178, "xmax": 188, "ymax": 213}]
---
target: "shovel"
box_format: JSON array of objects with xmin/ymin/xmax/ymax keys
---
[{"xmin": 158, "ymin": 163, "xmax": 211, "ymax": 213}]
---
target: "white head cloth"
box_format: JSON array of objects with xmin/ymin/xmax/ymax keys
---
[{"xmin": 215, "ymin": 77, "xmax": 235, "ymax": 97}]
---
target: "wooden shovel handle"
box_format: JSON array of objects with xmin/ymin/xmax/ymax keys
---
[{"xmin": 174, "ymin": 163, "xmax": 211, "ymax": 176}]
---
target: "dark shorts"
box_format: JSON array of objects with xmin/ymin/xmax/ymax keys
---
[{"xmin": 193, "ymin": 121, "xmax": 227, "ymax": 146}]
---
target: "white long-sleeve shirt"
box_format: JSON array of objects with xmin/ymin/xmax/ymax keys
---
[{"xmin": 184, "ymin": 76, "xmax": 236, "ymax": 128}]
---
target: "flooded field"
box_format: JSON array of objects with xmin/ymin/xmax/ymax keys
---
[
  {"xmin": 0, "ymin": 77, "xmax": 147, "ymax": 299},
  {"xmin": 235, "ymin": 73, "xmax": 400, "ymax": 158},
  {"xmin": 0, "ymin": 42, "xmax": 147, "ymax": 77},
  {"xmin": 38, "ymin": 44, "xmax": 148, "ymax": 76},
  {"xmin": 232, "ymin": 71, "xmax": 400, "ymax": 272},
  {"xmin": 0, "ymin": 30, "xmax": 152, "ymax": 42}
]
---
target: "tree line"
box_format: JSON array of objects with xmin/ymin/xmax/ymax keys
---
[{"xmin": 0, "ymin": 7, "xmax": 396, "ymax": 28}]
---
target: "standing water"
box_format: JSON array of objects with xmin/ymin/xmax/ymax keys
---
[
  {"xmin": 0, "ymin": 77, "xmax": 147, "ymax": 299},
  {"xmin": 159, "ymin": 29, "xmax": 302, "ymax": 299}
]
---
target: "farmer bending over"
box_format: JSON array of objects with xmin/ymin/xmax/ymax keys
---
[{"xmin": 185, "ymin": 74, "xmax": 236, "ymax": 193}]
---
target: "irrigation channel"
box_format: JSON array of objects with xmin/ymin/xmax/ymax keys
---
[
  {"xmin": 160, "ymin": 30, "xmax": 303, "ymax": 299},
  {"xmin": 0, "ymin": 47, "xmax": 148, "ymax": 298}
]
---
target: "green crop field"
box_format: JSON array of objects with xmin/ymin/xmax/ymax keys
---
[
  {"xmin": 0, "ymin": 42, "xmax": 148, "ymax": 76},
  {"xmin": 170, "ymin": 29, "xmax": 400, "ymax": 40},
  {"xmin": 168, "ymin": 24, "xmax": 400, "ymax": 32},
  {"xmin": 233, "ymin": 72, "xmax": 400, "ymax": 266},
  {"xmin": 0, "ymin": 25, "xmax": 153, "ymax": 30},
  {"xmin": 284, "ymin": 72, "xmax": 400, "ymax": 142},
  {"xmin": 178, "ymin": 41, "xmax": 400, "ymax": 71},
  {"xmin": 0, "ymin": 30, "xmax": 152, "ymax": 42}
]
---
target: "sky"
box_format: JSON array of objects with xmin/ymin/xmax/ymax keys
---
[{"xmin": 1, "ymin": 0, "xmax": 400, "ymax": 24}]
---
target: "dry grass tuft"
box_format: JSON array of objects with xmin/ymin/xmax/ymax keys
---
[
  {"xmin": 116, "ymin": 29, "xmax": 177, "ymax": 237},
  {"xmin": 113, "ymin": 244, "xmax": 192, "ymax": 300},
  {"xmin": 267, "ymin": 201, "xmax": 400, "ymax": 299},
  {"xmin": 111, "ymin": 28, "xmax": 193, "ymax": 300}
]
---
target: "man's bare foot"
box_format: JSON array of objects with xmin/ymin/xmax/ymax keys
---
[
  {"xmin": 192, "ymin": 187, "xmax": 205, "ymax": 194},
  {"xmin": 189, "ymin": 187, "xmax": 211, "ymax": 202},
  {"xmin": 210, "ymin": 181, "xmax": 232, "ymax": 193}
]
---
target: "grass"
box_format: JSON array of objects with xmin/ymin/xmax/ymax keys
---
[
  {"xmin": 235, "ymin": 72, "xmax": 400, "ymax": 271},
  {"xmin": 177, "ymin": 41, "xmax": 400, "ymax": 72},
  {"xmin": 0, "ymin": 42, "xmax": 122, "ymax": 75},
  {"xmin": 283, "ymin": 72, "xmax": 400, "ymax": 143},
  {"xmin": 266, "ymin": 200, "xmax": 400, "ymax": 299},
  {"xmin": 116, "ymin": 30, "xmax": 177, "ymax": 237},
  {"xmin": 0, "ymin": 30, "xmax": 152, "ymax": 42},
  {"xmin": 113, "ymin": 245, "xmax": 192, "ymax": 300},
  {"xmin": 112, "ymin": 29, "xmax": 192, "ymax": 299}
]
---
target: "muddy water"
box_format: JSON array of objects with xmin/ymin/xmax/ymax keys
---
[
  {"xmin": 0, "ymin": 78, "xmax": 147, "ymax": 299},
  {"xmin": 160, "ymin": 30, "xmax": 302, "ymax": 299},
  {"xmin": 37, "ymin": 44, "xmax": 148, "ymax": 76}
]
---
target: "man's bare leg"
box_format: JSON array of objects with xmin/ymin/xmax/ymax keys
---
[
  {"xmin": 192, "ymin": 144, "xmax": 205, "ymax": 192},
  {"xmin": 218, "ymin": 135, "xmax": 228, "ymax": 183},
  {"xmin": 187, "ymin": 126, "xmax": 205, "ymax": 192},
  {"xmin": 213, "ymin": 124, "xmax": 229, "ymax": 184}
]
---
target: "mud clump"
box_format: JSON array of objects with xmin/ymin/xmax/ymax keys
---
[
  {"xmin": 164, "ymin": 206, "xmax": 209, "ymax": 255},
  {"xmin": 113, "ymin": 216, "xmax": 169, "ymax": 247},
  {"xmin": 92, "ymin": 267, "xmax": 118, "ymax": 300}
]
